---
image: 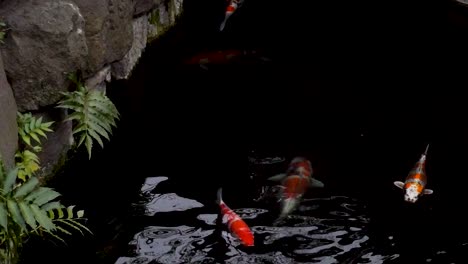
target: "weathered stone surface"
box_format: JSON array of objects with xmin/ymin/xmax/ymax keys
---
[
  {"xmin": 71, "ymin": 0, "xmax": 134, "ymax": 74},
  {"xmin": 36, "ymin": 108, "xmax": 73, "ymax": 184},
  {"xmin": 0, "ymin": 0, "xmax": 88, "ymax": 111},
  {"xmin": 134, "ymin": 0, "xmax": 160, "ymax": 17},
  {"xmin": 0, "ymin": 53, "xmax": 18, "ymax": 170},
  {"xmin": 111, "ymin": 15, "xmax": 148, "ymax": 79},
  {"xmin": 85, "ymin": 65, "xmax": 111, "ymax": 91}
]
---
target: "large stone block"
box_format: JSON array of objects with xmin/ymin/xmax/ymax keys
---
[
  {"xmin": 0, "ymin": 53, "xmax": 17, "ymax": 170},
  {"xmin": 0, "ymin": 0, "xmax": 88, "ymax": 111}
]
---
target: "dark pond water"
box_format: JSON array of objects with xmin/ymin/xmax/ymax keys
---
[{"xmin": 18, "ymin": 0, "xmax": 468, "ymax": 263}]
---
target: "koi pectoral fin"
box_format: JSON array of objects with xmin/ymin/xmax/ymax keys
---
[
  {"xmin": 309, "ymin": 178, "xmax": 324, "ymax": 188},
  {"xmin": 268, "ymin": 173, "xmax": 287, "ymax": 182},
  {"xmin": 423, "ymin": 189, "xmax": 434, "ymax": 195},
  {"xmin": 394, "ymin": 181, "xmax": 405, "ymax": 189}
]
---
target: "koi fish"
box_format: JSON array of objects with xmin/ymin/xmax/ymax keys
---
[
  {"xmin": 183, "ymin": 49, "xmax": 271, "ymax": 70},
  {"xmin": 220, "ymin": 0, "xmax": 245, "ymax": 31},
  {"xmin": 268, "ymin": 157, "xmax": 324, "ymax": 219},
  {"xmin": 216, "ymin": 188, "xmax": 254, "ymax": 246},
  {"xmin": 394, "ymin": 144, "xmax": 434, "ymax": 203}
]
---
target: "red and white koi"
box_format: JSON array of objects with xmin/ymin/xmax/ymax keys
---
[
  {"xmin": 217, "ymin": 188, "xmax": 254, "ymax": 246},
  {"xmin": 183, "ymin": 49, "xmax": 270, "ymax": 70},
  {"xmin": 394, "ymin": 144, "xmax": 434, "ymax": 203},
  {"xmin": 268, "ymin": 157, "xmax": 324, "ymax": 218},
  {"xmin": 220, "ymin": 0, "xmax": 245, "ymax": 31}
]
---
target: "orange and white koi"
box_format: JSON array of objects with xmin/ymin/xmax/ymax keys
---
[
  {"xmin": 220, "ymin": 0, "xmax": 245, "ymax": 31},
  {"xmin": 216, "ymin": 188, "xmax": 254, "ymax": 246},
  {"xmin": 268, "ymin": 157, "xmax": 324, "ymax": 218},
  {"xmin": 394, "ymin": 144, "xmax": 434, "ymax": 203}
]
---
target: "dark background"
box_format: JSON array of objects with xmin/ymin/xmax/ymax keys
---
[{"xmin": 20, "ymin": 0, "xmax": 468, "ymax": 263}]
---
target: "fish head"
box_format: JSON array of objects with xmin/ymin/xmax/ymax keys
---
[
  {"xmin": 280, "ymin": 197, "xmax": 300, "ymax": 217},
  {"xmin": 404, "ymin": 184, "xmax": 421, "ymax": 203}
]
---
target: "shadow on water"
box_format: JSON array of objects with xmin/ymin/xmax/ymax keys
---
[{"xmin": 18, "ymin": 0, "xmax": 468, "ymax": 263}]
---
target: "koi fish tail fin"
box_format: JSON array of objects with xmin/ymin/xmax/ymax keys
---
[
  {"xmin": 424, "ymin": 144, "xmax": 430, "ymax": 156},
  {"xmin": 219, "ymin": 19, "xmax": 227, "ymax": 31},
  {"xmin": 216, "ymin": 188, "xmax": 223, "ymax": 205},
  {"xmin": 309, "ymin": 178, "xmax": 324, "ymax": 188}
]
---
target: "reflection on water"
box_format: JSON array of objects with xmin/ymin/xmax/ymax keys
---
[
  {"xmin": 115, "ymin": 176, "xmax": 467, "ymax": 263},
  {"xmin": 116, "ymin": 177, "xmax": 404, "ymax": 264},
  {"xmin": 136, "ymin": 177, "xmax": 204, "ymax": 215}
]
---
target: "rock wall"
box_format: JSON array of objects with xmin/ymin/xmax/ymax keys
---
[{"xmin": 0, "ymin": 0, "xmax": 183, "ymax": 178}]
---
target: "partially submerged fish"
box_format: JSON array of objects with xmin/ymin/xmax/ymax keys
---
[
  {"xmin": 268, "ymin": 157, "xmax": 324, "ymax": 219},
  {"xmin": 183, "ymin": 49, "xmax": 271, "ymax": 70},
  {"xmin": 220, "ymin": 0, "xmax": 245, "ymax": 31},
  {"xmin": 217, "ymin": 188, "xmax": 254, "ymax": 246},
  {"xmin": 394, "ymin": 144, "xmax": 434, "ymax": 203}
]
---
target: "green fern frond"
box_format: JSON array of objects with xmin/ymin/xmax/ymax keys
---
[
  {"xmin": 17, "ymin": 112, "xmax": 54, "ymax": 147},
  {"xmin": 15, "ymin": 150, "xmax": 40, "ymax": 181},
  {"xmin": 48, "ymin": 206, "xmax": 92, "ymax": 236},
  {"xmin": 57, "ymin": 79, "xmax": 120, "ymax": 159}
]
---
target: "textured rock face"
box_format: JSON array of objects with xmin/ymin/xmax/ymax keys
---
[
  {"xmin": 71, "ymin": 0, "xmax": 134, "ymax": 74},
  {"xmin": 134, "ymin": 0, "xmax": 160, "ymax": 16},
  {"xmin": 0, "ymin": 53, "xmax": 18, "ymax": 170},
  {"xmin": 111, "ymin": 15, "xmax": 148, "ymax": 79},
  {"xmin": 0, "ymin": 0, "xmax": 88, "ymax": 111}
]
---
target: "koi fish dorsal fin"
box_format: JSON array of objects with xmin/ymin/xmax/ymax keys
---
[
  {"xmin": 424, "ymin": 144, "xmax": 430, "ymax": 156},
  {"xmin": 217, "ymin": 188, "xmax": 224, "ymax": 205},
  {"xmin": 309, "ymin": 178, "xmax": 324, "ymax": 188},
  {"xmin": 394, "ymin": 181, "xmax": 405, "ymax": 189},
  {"xmin": 423, "ymin": 189, "xmax": 434, "ymax": 195},
  {"xmin": 267, "ymin": 173, "xmax": 287, "ymax": 182}
]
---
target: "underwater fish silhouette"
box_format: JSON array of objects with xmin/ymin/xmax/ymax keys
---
[
  {"xmin": 394, "ymin": 144, "xmax": 434, "ymax": 203},
  {"xmin": 268, "ymin": 157, "xmax": 324, "ymax": 219},
  {"xmin": 220, "ymin": 0, "xmax": 245, "ymax": 31},
  {"xmin": 216, "ymin": 188, "xmax": 254, "ymax": 246},
  {"xmin": 183, "ymin": 49, "xmax": 271, "ymax": 70}
]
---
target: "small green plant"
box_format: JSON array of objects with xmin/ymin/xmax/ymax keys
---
[
  {"xmin": 0, "ymin": 160, "xmax": 91, "ymax": 264},
  {"xmin": 17, "ymin": 112, "xmax": 53, "ymax": 148},
  {"xmin": 15, "ymin": 112, "xmax": 54, "ymax": 181},
  {"xmin": 56, "ymin": 73, "xmax": 120, "ymax": 159},
  {"xmin": 0, "ymin": 21, "xmax": 7, "ymax": 44}
]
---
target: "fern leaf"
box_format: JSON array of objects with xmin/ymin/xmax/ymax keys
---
[
  {"xmin": 88, "ymin": 114, "xmax": 113, "ymax": 134},
  {"xmin": 19, "ymin": 202, "xmax": 37, "ymax": 229},
  {"xmin": 43, "ymin": 229, "xmax": 67, "ymax": 245},
  {"xmin": 88, "ymin": 129, "xmax": 104, "ymax": 148},
  {"xmin": 88, "ymin": 121, "xmax": 110, "ymax": 141},
  {"xmin": 22, "ymin": 135, "xmax": 31, "ymax": 146},
  {"xmin": 85, "ymin": 135, "xmax": 93, "ymax": 159},
  {"xmin": 68, "ymin": 219, "xmax": 92, "ymax": 235},
  {"xmin": 48, "ymin": 209, "xmax": 54, "ymax": 219},
  {"xmin": 29, "ymin": 132, "xmax": 41, "ymax": 144},
  {"xmin": 56, "ymin": 219, "xmax": 83, "ymax": 235},
  {"xmin": 13, "ymin": 177, "xmax": 39, "ymax": 198},
  {"xmin": 25, "ymin": 187, "xmax": 52, "ymax": 202},
  {"xmin": 0, "ymin": 202, "xmax": 8, "ymax": 229},
  {"xmin": 66, "ymin": 206, "xmax": 75, "ymax": 218},
  {"xmin": 57, "ymin": 207, "xmax": 64, "ymax": 219},
  {"xmin": 3, "ymin": 167, "xmax": 18, "ymax": 194},
  {"xmin": 56, "ymin": 225, "xmax": 72, "ymax": 236},
  {"xmin": 77, "ymin": 210, "xmax": 84, "ymax": 218},
  {"xmin": 33, "ymin": 189, "xmax": 61, "ymax": 206},
  {"xmin": 31, "ymin": 204, "xmax": 55, "ymax": 231},
  {"xmin": 35, "ymin": 129, "xmax": 47, "ymax": 138},
  {"xmin": 72, "ymin": 123, "xmax": 88, "ymax": 135},
  {"xmin": 7, "ymin": 200, "xmax": 26, "ymax": 230},
  {"xmin": 41, "ymin": 201, "xmax": 62, "ymax": 212},
  {"xmin": 65, "ymin": 112, "xmax": 84, "ymax": 123}
]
